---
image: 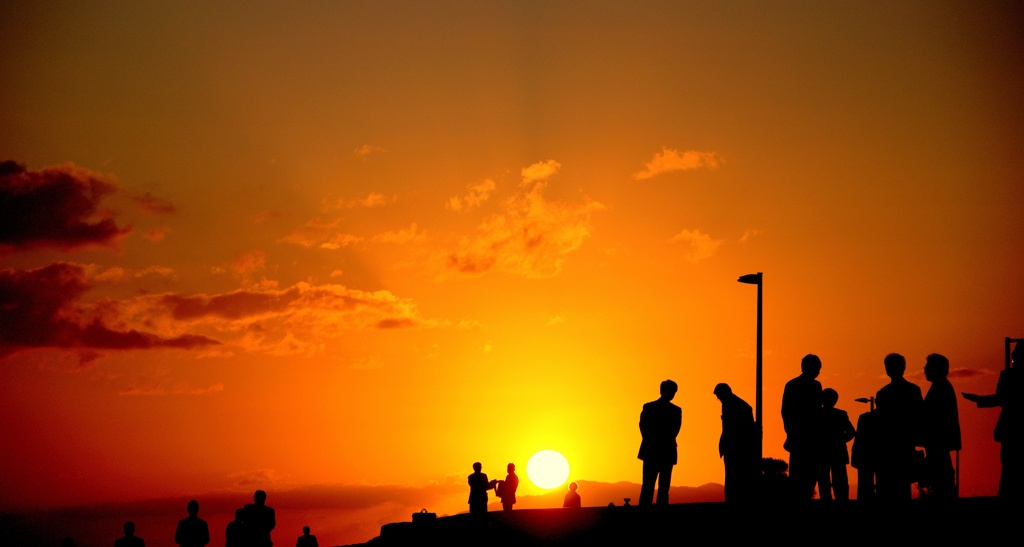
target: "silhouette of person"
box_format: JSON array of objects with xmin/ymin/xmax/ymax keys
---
[
  {"xmin": 563, "ymin": 482, "xmax": 582, "ymax": 508},
  {"xmin": 782, "ymin": 354, "xmax": 824, "ymax": 499},
  {"xmin": 963, "ymin": 341, "xmax": 1023, "ymax": 499},
  {"xmin": 921, "ymin": 353, "xmax": 961, "ymax": 499},
  {"xmin": 874, "ymin": 353, "xmax": 923, "ymax": 500},
  {"xmin": 174, "ymin": 499, "xmax": 210, "ymax": 547},
  {"xmin": 637, "ymin": 379, "xmax": 682, "ymax": 506},
  {"xmin": 496, "ymin": 462, "xmax": 519, "ymax": 512},
  {"xmin": 295, "ymin": 526, "xmax": 318, "ymax": 547},
  {"xmin": 467, "ymin": 462, "xmax": 495, "ymax": 514},
  {"xmin": 114, "ymin": 521, "xmax": 144, "ymax": 547},
  {"xmin": 851, "ymin": 407, "xmax": 878, "ymax": 500},
  {"xmin": 713, "ymin": 383, "xmax": 759, "ymax": 503},
  {"xmin": 820, "ymin": 388, "xmax": 856, "ymax": 500},
  {"xmin": 224, "ymin": 508, "xmax": 246, "ymax": 547},
  {"xmin": 242, "ymin": 490, "xmax": 276, "ymax": 547}
]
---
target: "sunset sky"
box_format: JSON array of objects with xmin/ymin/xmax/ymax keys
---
[{"xmin": 2, "ymin": 1, "xmax": 1023, "ymax": 545}]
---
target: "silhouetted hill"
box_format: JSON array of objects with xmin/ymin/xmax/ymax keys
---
[{"xmin": 353, "ymin": 497, "xmax": 1011, "ymax": 547}]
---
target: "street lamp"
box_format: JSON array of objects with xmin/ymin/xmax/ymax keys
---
[{"xmin": 737, "ymin": 272, "xmax": 762, "ymax": 461}]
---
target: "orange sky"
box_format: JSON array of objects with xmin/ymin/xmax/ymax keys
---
[{"xmin": 2, "ymin": 2, "xmax": 1023, "ymax": 545}]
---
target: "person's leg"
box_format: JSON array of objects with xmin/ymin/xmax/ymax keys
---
[
  {"xmin": 655, "ymin": 465, "xmax": 671, "ymax": 508},
  {"xmin": 639, "ymin": 461, "xmax": 658, "ymax": 505},
  {"xmin": 833, "ymin": 462, "xmax": 850, "ymax": 500}
]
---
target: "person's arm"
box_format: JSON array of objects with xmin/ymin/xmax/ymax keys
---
[
  {"xmin": 842, "ymin": 413, "xmax": 856, "ymax": 443},
  {"xmin": 962, "ymin": 392, "xmax": 999, "ymax": 407}
]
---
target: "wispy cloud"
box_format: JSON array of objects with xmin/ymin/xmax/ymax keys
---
[
  {"xmin": 447, "ymin": 178, "xmax": 496, "ymax": 212},
  {"xmin": 739, "ymin": 228, "xmax": 763, "ymax": 243},
  {"xmin": 0, "ymin": 160, "xmax": 130, "ymax": 254},
  {"xmin": 444, "ymin": 160, "xmax": 605, "ymax": 278},
  {"xmin": 132, "ymin": 191, "xmax": 178, "ymax": 215},
  {"xmin": 668, "ymin": 228, "xmax": 724, "ymax": 263},
  {"xmin": 354, "ymin": 144, "xmax": 385, "ymax": 159},
  {"xmin": 119, "ymin": 381, "xmax": 224, "ymax": 396},
  {"xmin": 373, "ymin": 223, "xmax": 425, "ymax": 244},
  {"xmin": 632, "ymin": 148, "xmax": 721, "ymax": 180},
  {"xmin": 280, "ymin": 217, "xmax": 363, "ymax": 249}
]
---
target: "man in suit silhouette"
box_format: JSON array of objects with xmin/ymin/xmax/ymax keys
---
[
  {"xmin": 875, "ymin": 353, "xmax": 923, "ymax": 501},
  {"xmin": 637, "ymin": 379, "xmax": 682, "ymax": 505},
  {"xmin": 782, "ymin": 354, "xmax": 824, "ymax": 499},
  {"xmin": 714, "ymin": 383, "xmax": 759, "ymax": 503},
  {"xmin": 963, "ymin": 342, "xmax": 1023, "ymax": 499},
  {"xmin": 922, "ymin": 353, "xmax": 961, "ymax": 499},
  {"xmin": 243, "ymin": 490, "xmax": 276, "ymax": 547},
  {"xmin": 174, "ymin": 499, "xmax": 210, "ymax": 547}
]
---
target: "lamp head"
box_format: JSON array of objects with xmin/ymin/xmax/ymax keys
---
[{"xmin": 737, "ymin": 273, "xmax": 761, "ymax": 284}]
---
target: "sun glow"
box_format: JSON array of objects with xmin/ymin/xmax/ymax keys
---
[{"xmin": 526, "ymin": 450, "xmax": 570, "ymax": 489}]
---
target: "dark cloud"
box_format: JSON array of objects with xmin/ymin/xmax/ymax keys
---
[
  {"xmin": 0, "ymin": 160, "xmax": 130, "ymax": 253},
  {"xmin": 949, "ymin": 368, "xmax": 986, "ymax": 379},
  {"xmin": 0, "ymin": 263, "xmax": 219, "ymax": 359}
]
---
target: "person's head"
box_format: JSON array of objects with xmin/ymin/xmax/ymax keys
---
[
  {"xmin": 187, "ymin": 499, "xmax": 199, "ymax": 516},
  {"xmin": 568, "ymin": 481, "xmax": 578, "ymax": 492},
  {"xmin": 713, "ymin": 383, "xmax": 732, "ymax": 401},
  {"xmin": 507, "ymin": 462, "xmax": 515, "ymax": 473},
  {"xmin": 659, "ymin": 379, "xmax": 678, "ymax": 400},
  {"xmin": 801, "ymin": 354, "xmax": 822, "ymax": 377},
  {"xmin": 234, "ymin": 508, "xmax": 244, "ymax": 521},
  {"xmin": 884, "ymin": 353, "xmax": 906, "ymax": 379},
  {"xmin": 123, "ymin": 522, "xmax": 135, "ymax": 537},
  {"xmin": 924, "ymin": 353, "xmax": 949, "ymax": 382},
  {"xmin": 822, "ymin": 388, "xmax": 839, "ymax": 408},
  {"xmin": 473, "ymin": 462, "xmax": 482, "ymax": 472},
  {"xmin": 254, "ymin": 490, "xmax": 267, "ymax": 505},
  {"xmin": 303, "ymin": 526, "xmax": 311, "ymax": 535}
]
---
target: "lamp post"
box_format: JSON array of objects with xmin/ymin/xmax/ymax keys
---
[{"xmin": 737, "ymin": 272, "xmax": 763, "ymax": 461}]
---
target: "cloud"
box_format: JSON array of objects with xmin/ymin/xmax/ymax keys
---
[
  {"xmin": 328, "ymin": 192, "xmax": 392, "ymax": 210},
  {"xmin": 354, "ymin": 144, "xmax": 385, "ymax": 158},
  {"xmin": 669, "ymin": 229, "xmax": 725, "ymax": 263},
  {"xmin": 231, "ymin": 250, "xmax": 266, "ymax": 282},
  {"xmin": 280, "ymin": 217, "xmax": 363, "ymax": 249},
  {"xmin": 0, "ymin": 160, "xmax": 131, "ymax": 253},
  {"xmin": 373, "ymin": 223, "xmax": 425, "ymax": 244},
  {"xmin": 116, "ymin": 281, "xmax": 440, "ymax": 357},
  {"xmin": 0, "ymin": 263, "xmax": 219, "ymax": 360},
  {"xmin": 444, "ymin": 161, "xmax": 605, "ymax": 278},
  {"xmin": 739, "ymin": 228, "xmax": 763, "ymax": 243},
  {"xmin": 949, "ymin": 368, "xmax": 987, "ymax": 379},
  {"xmin": 132, "ymin": 191, "xmax": 177, "ymax": 215},
  {"xmin": 632, "ymin": 148, "xmax": 721, "ymax": 180},
  {"xmin": 119, "ymin": 381, "xmax": 224, "ymax": 396},
  {"xmin": 447, "ymin": 179, "xmax": 496, "ymax": 212}
]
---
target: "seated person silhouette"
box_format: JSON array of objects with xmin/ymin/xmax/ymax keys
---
[
  {"xmin": 295, "ymin": 525, "xmax": 319, "ymax": 547},
  {"xmin": 563, "ymin": 481, "xmax": 582, "ymax": 508},
  {"xmin": 114, "ymin": 521, "xmax": 145, "ymax": 547},
  {"xmin": 174, "ymin": 499, "xmax": 210, "ymax": 547}
]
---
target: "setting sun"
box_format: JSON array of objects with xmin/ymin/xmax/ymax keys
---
[{"xmin": 527, "ymin": 450, "xmax": 571, "ymax": 489}]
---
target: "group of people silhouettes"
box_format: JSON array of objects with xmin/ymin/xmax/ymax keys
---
[
  {"xmin": 637, "ymin": 341, "xmax": 1021, "ymax": 504},
  {"xmin": 467, "ymin": 462, "xmax": 520, "ymax": 513},
  {"xmin": 101, "ymin": 490, "xmax": 319, "ymax": 547}
]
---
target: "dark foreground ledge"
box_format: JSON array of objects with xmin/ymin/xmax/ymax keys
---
[{"xmin": 353, "ymin": 497, "xmax": 1011, "ymax": 546}]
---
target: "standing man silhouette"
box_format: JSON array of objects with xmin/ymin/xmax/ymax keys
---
[
  {"xmin": 637, "ymin": 379, "xmax": 682, "ymax": 506},
  {"xmin": 922, "ymin": 353, "xmax": 961, "ymax": 499},
  {"xmin": 467, "ymin": 462, "xmax": 495, "ymax": 514},
  {"xmin": 963, "ymin": 342, "xmax": 1023, "ymax": 499},
  {"xmin": 782, "ymin": 354, "xmax": 824, "ymax": 499},
  {"xmin": 875, "ymin": 353, "xmax": 923, "ymax": 501},
  {"xmin": 114, "ymin": 522, "xmax": 144, "ymax": 547},
  {"xmin": 174, "ymin": 499, "xmax": 210, "ymax": 547},
  {"xmin": 295, "ymin": 526, "xmax": 318, "ymax": 547},
  {"xmin": 497, "ymin": 463, "xmax": 519, "ymax": 512},
  {"xmin": 243, "ymin": 490, "xmax": 276, "ymax": 547}
]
